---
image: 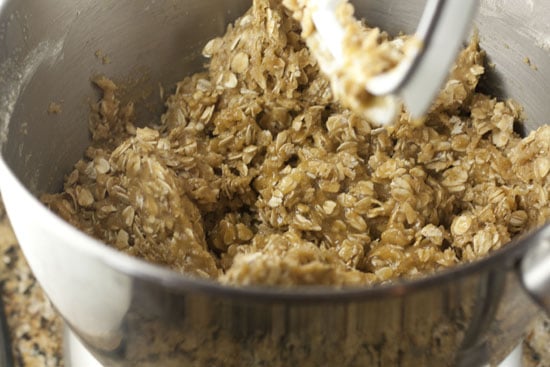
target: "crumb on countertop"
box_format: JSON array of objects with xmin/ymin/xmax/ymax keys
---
[{"xmin": 0, "ymin": 212, "xmax": 63, "ymax": 367}]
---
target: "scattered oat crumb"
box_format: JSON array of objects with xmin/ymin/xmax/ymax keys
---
[
  {"xmin": 19, "ymin": 122, "xmax": 28, "ymax": 135},
  {"xmin": 523, "ymin": 56, "xmax": 538, "ymax": 71},
  {"xmin": 47, "ymin": 102, "xmax": 62, "ymax": 115},
  {"xmin": 95, "ymin": 49, "xmax": 111, "ymax": 65},
  {"xmin": 159, "ymin": 83, "xmax": 165, "ymax": 101}
]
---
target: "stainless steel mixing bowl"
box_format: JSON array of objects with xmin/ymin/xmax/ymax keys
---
[{"xmin": 0, "ymin": 0, "xmax": 549, "ymax": 366}]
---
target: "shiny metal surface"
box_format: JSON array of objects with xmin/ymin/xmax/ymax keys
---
[
  {"xmin": 521, "ymin": 226, "xmax": 550, "ymax": 312},
  {"xmin": 367, "ymin": 0, "xmax": 478, "ymax": 119},
  {"xmin": 0, "ymin": 0, "xmax": 548, "ymax": 366},
  {"xmin": 394, "ymin": 0, "xmax": 478, "ymax": 118}
]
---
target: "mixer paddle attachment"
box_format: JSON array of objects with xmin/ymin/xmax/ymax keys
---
[{"xmin": 297, "ymin": 0, "xmax": 478, "ymax": 125}]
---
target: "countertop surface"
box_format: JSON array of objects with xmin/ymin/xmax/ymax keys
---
[
  {"xmin": 0, "ymin": 204, "xmax": 548, "ymax": 367},
  {"xmin": 0, "ymin": 208, "xmax": 63, "ymax": 367}
]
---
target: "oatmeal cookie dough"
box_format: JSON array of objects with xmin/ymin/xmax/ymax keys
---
[{"xmin": 43, "ymin": 0, "xmax": 549, "ymax": 287}]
